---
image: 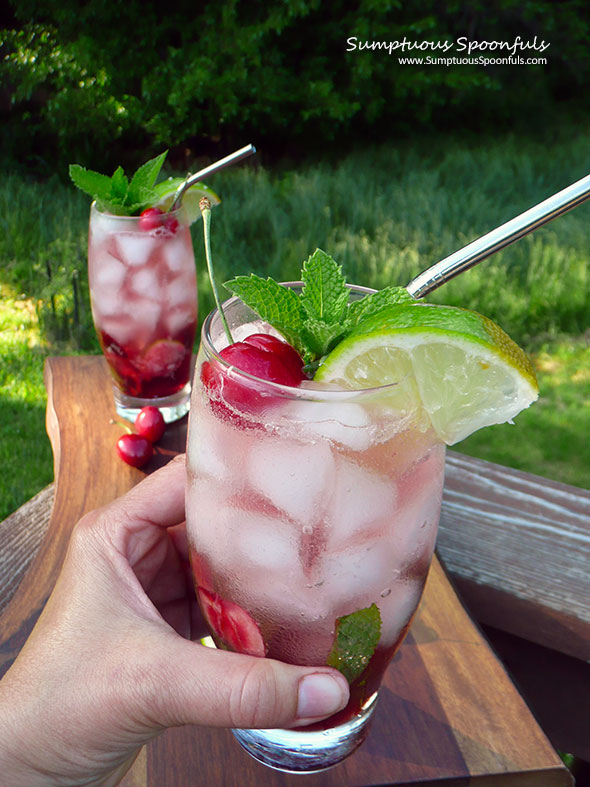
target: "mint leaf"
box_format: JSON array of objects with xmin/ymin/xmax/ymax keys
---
[
  {"xmin": 327, "ymin": 604, "xmax": 381, "ymax": 683},
  {"xmin": 128, "ymin": 151, "xmax": 167, "ymax": 206},
  {"xmin": 69, "ymin": 152, "xmax": 169, "ymax": 215},
  {"xmin": 129, "ymin": 151, "xmax": 167, "ymax": 193},
  {"xmin": 224, "ymin": 274, "xmax": 305, "ymax": 355},
  {"xmin": 349, "ymin": 286, "xmax": 416, "ymax": 327},
  {"xmin": 300, "ymin": 316, "xmax": 350, "ymax": 358},
  {"xmin": 69, "ymin": 165, "xmax": 113, "ymax": 203},
  {"xmin": 301, "ymin": 249, "xmax": 349, "ymax": 324},
  {"xmin": 110, "ymin": 166, "xmax": 129, "ymax": 201}
]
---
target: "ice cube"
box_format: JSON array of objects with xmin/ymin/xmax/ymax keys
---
[
  {"xmin": 389, "ymin": 489, "xmax": 440, "ymax": 563},
  {"xmin": 281, "ymin": 399, "xmax": 372, "ymax": 451},
  {"xmin": 391, "ymin": 445, "xmax": 444, "ymax": 557},
  {"xmin": 163, "ymin": 233, "xmax": 191, "ymax": 272},
  {"xmin": 116, "ymin": 233, "xmax": 157, "ymax": 267},
  {"xmin": 233, "ymin": 541, "xmax": 331, "ymax": 629},
  {"xmin": 319, "ymin": 540, "xmax": 396, "ymax": 612},
  {"xmin": 129, "ymin": 298, "xmax": 161, "ymax": 338},
  {"xmin": 230, "ymin": 510, "xmax": 297, "ymax": 572},
  {"xmin": 90, "ymin": 214, "xmax": 120, "ymax": 246},
  {"xmin": 90, "ymin": 286, "xmax": 125, "ymax": 319},
  {"xmin": 377, "ymin": 579, "xmax": 423, "ymax": 647},
  {"xmin": 99, "ymin": 314, "xmax": 137, "ymax": 346},
  {"xmin": 188, "ymin": 393, "xmax": 257, "ymax": 483},
  {"xmin": 90, "ymin": 254, "xmax": 126, "ymax": 292},
  {"xmin": 131, "ymin": 268, "xmax": 160, "ymax": 299},
  {"xmin": 165, "ymin": 306, "xmax": 197, "ymax": 336},
  {"xmin": 325, "ymin": 458, "xmax": 397, "ymax": 550},
  {"xmin": 247, "ymin": 437, "xmax": 335, "ymax": 524},
  {"xmin": 187, "ymin": 405, "xmax": 230, "ymax": 481},
  {"xmin": 185, "ymin": 477, "xmax": 232, "ymax": 562},
  {"xmin": 166, "ymin": 275, "xmax": 195, "ymax": 308}
]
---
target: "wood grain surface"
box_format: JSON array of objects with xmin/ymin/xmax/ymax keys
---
[
  {"xmin": 0, "ymin": 483, "xmax": 54, "ymax": 613},
  {"xmin": 438, "ymin": 453, "xmax": 590, "ymax": 661},
  {"xmin": 0, "ymin": 357, "xmax": 572, "ymax": 786}
]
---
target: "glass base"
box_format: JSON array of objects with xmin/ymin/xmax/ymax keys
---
[
  {"xmin": 113, "ymin": 383, "xmax": 191, "ymax": 424},
  {"xmin": 232, "ymin": 692, "xmax": 378, "ymax": 773}
]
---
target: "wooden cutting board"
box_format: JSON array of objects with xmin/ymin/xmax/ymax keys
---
[{"xmin": 0, "ymin": 357, "xmax": 571, "ymax": 786}]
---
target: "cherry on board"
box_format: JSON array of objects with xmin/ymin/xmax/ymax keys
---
[
  {"xmin": 135, "ymin": 406, "xmax": 166, "ymax": 443},
  {"xmin": 116, "ymin": 433, "xmax": 153, "ymax": 467}
]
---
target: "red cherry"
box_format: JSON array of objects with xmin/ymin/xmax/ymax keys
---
[
  {"xmin": 201, "ymin": 337, "xmax": 305, "ymax": 419},
  {"xmin": 197, "ymin": 587, "xmax": 265, "ymax": 657},
  {"xmin": 243, "ymin": 333, "xmax": 304, "ymax": 382},
  {"xmin": 138, "ymin": 207, "xmax": 164, "ymax": 232},
  {"xmin": 135, "ymin": 406, "xmax": 166, "ymax": 443},
  {"xmin": 164, "ymin": 214, "xmax": 179, "ymax": 234},
  {"xmin": 116, "ymin": 433, "xmax": 153, "ymax": 467}
]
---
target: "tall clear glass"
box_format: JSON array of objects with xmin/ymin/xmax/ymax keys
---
[
  {"xmin": 185, "ymin": 286, "xmax": 445, "ymax": 772},
  {"xmin": 88, "ymin": 202, "xmax": 197, "ymax": 423}
]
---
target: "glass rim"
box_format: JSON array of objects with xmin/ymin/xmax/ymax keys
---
[
  {"xmin": 201, "ymin": 281, "xmax": 409, "ymax": 401},
  {"xmin": 90, "ymin": 199, "xmax": 187, "ymax": 221}
]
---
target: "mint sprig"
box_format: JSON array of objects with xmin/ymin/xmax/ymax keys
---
[
  {"xmin": 327, "ymin": 603, "xmax": 382, "ymax": 683},
  {"xmin": 224, "ymin": 248, "xmax": 416, "ymax": 368},
  {"xmin": 69, "ymin": 151, "xmax": 168, "ymax": 215}
]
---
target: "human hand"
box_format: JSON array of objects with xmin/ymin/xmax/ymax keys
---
[{"xmin": 0, "ymin": 455, "xmax": 349, "ymax": 787}]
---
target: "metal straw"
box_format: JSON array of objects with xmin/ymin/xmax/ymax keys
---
[
  {"xmin": 406, "ymin": 173, "xmax": 590, "ymax": 299},
  {"xmin": 170, "ymin": 144, "xmax": 256, "ymax": 211}
]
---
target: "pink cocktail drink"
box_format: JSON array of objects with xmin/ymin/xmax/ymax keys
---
[
  {"xmin": 185, "ymin": 290, "xmax": 446, "ymax": 771},
  {"xmin": 88, "ymin": 203, "xmax": 197, "ymax": 421}
]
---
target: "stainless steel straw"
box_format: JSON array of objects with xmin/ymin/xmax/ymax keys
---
[
  {"xmin": 406, "ymin": 173, "xmax": 590, "ymax": 299},
  {"xmin": 170, "ymin": 144, "xmax": 256, "ymax": 211}
]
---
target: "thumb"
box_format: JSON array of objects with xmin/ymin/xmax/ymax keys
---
[{"xmin": 130, "ymin": 630, "xmax": 350, "ymax": 730}]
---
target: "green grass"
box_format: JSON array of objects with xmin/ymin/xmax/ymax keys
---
[
  {"xmin": 457, "ymin": 335, "xmax": 590, "ymax": 489},
  {"xmin": 2, "ymin": 131, "xmax": 590, "ymax": 518},
  {"xmin": 0, "ymin": 284, "xmax": 54, "ymax": 518}
]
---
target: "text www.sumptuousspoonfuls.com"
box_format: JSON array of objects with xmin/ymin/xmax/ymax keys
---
[{"xmin": 346, "ymin": 35, "xmax": 549, "ymax": 66}]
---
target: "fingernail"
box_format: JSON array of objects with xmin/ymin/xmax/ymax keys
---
[{"xmin": 297, "ymin": 673, "xmax": 348, "ymax": 719}]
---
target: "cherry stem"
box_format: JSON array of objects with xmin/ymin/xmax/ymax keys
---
[
  {"xmin": 200, "ymin": 197, "xmax": 233, "ymax": 345},
  {"xmin": 110, "ymin": 418, "xmax": 133, "ymax": 435}
]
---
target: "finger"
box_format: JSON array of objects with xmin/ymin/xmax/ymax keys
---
[
  {"xmin": 167, "ymin": 522, "xmax": 189, "ymax": 561},
  {"xmin": 102, "ymin": 454, "xmax": 187, "ymax": 539},
  {"xmin": 127, "ymin": 634, "xmax": 350, "ymax": 731}
]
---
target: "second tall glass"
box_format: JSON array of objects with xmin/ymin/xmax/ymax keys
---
[{"xmin": 88, "ymin": 202, "xmax": 197, "ymax": 422}]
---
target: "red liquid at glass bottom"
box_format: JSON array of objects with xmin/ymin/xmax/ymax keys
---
[{"xmin": 99, "ymin": 322, "xmax": 195, "ymax": 399}]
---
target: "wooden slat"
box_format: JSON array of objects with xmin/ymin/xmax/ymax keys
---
[
  {"xmin": 0, "ymin": 483, "xmax": 54, "ymax": 613},
  {"xmin": 438, "ymin": 452, "xmax": 590, "ymax": 661}
]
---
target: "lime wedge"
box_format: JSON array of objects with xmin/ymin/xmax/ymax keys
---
[
  {"xmin": 315, "ymin": 304, "xmax": 539, "ymax": 445},
  {"xmin": 152, "ymin": 178, "xmax": 221, "ymax": 224}
]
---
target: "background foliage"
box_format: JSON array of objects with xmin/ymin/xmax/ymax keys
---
[{"xmin": 2, "ymin": 0, "xmax": 590, "ymax": 172}]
